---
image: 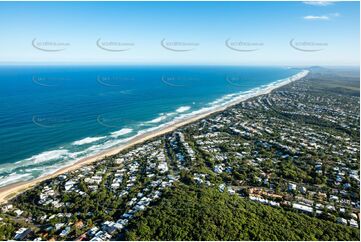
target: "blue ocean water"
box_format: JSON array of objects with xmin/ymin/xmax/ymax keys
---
[{"xmin": 0, "ymin": 66, "xmax": 300, "ymax": 186}]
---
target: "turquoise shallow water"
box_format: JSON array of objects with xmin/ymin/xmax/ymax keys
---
[{"xmin": 0, "ymin": 65, "xmax": 300, "ymax": 186}]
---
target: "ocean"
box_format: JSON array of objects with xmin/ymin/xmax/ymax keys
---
[{"xmin": 0, "ymin": 66, "xmax": 301, "ymax": 187}]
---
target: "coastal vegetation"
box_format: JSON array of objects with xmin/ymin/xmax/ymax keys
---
[
  {"xmin": 0, "ymin": 70, "xmax": 359, "ymax": 240},
  {"xmin": 125, "ymin": 184, "xmax": 359, "ymax": 241}
]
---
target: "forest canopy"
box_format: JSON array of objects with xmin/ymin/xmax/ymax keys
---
[{"xmin": 125, "ymin": 184, "xmax": 360, "ymax": 241}]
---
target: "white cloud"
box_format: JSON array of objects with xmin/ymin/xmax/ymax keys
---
[
  {"xmin": 303, "ymin": 12, "xmax": 340, "ymax": 21},
  {"xmin": 303, "ymin": 1, "xmax": 334, "ymax": 6},
  {"xmin": 303, "ymin": 15, "xmax": 330, "ymax": 20}
]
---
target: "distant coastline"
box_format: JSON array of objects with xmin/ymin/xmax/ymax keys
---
[{"xmin": 0, "ymin": 70, "xmax": 309, "ymax": 204}]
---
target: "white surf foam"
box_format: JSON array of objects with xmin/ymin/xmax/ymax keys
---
[
  {"xmin": 147, "ymin": 115, "xmax": 168, "ymax": 124},
  {"xmin": 147, "ymin": 106, "xmax": 191, "ymax": 124},
  {"xmin": 72, "ymin": 136, "xmax": 106, "ymax": 146},
  {"xmin": 110, "ymin": 128, "xmax": 133, "ymax": 137},
  {"xmin": 0, "ymin": 173, "xmax": 33, "ymax": 187},
  {"xmin": 16, "ymin": 149, "xmax": 70, "ymax": 165},
  {"xmin": 176, "ymin": 106, "xmax": 191, "ymax": 113},
  {"xmin": 0, "ymin": 70, "xmax": 309, "ymax": 188}
]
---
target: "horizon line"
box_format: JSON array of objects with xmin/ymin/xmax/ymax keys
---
[{"xmin": 0, "ymin": 62, "xmax": 359, "ymax": 68}]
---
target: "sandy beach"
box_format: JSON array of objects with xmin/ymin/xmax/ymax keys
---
[{"xmin": 0, "ymin": 70, "xmax": 309, "ymax": 204}]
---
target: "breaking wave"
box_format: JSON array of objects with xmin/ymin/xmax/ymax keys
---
[
  {"xmin": 72, "ymin": 136, "xmax": 106, "ymax": 145},
  {"xmin": 0, "ymin": 70, "xmax": 308, "ymax": 188},
  {"xmin": 110, "ymin": 128, "xmax": 133, "ymax": 137}
]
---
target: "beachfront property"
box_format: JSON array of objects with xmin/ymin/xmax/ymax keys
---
[
  {"xmin": 0, "ymin": 71, "xmax": 359, "ymax": 240},
  {"xmin": 0, "ymin": 0, "xmax": 359, "ymax": 239}
]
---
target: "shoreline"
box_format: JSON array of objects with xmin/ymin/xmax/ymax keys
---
[{"xmin": 0, "ymin": 70, "xmax": 309, "ymax": 204}]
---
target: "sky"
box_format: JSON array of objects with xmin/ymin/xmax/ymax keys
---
[{"xmin": 0, "ymin": 1, "xmax": 359, "ymax": 66}]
